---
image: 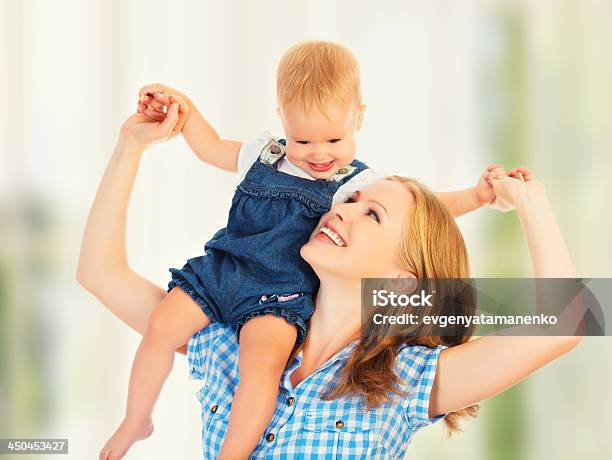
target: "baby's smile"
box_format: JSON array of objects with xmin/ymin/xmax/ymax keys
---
[{"xmin": 307, "ymin": 159, "xmax": 336, "ymax": 173}]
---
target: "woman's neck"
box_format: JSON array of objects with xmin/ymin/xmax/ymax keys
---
[{"xmin": 301, "ymin": 275, "xmax": 362, "ymax": 366}]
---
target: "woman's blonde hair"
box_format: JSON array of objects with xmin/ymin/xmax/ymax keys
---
[
  {"xmin": 292, "ymin": 176, "xmax": 478, "ymax": 435},
  {"xmin": 276, "ymin": 40, "xmax": 361, "ymax": 118}
]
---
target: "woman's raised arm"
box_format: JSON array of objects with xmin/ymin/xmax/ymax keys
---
[
  {"xmin": 428, "ymin": 168, "xmax": 582, "ymax": 417},
  {"xmin": 76, "ymin": 104, "xmax": 189, "ymax": 354}
]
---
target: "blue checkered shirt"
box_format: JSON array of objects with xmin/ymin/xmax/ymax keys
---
[{"xmin": 187, "ymin": 323, "xmax": 446, "ymax": 459}]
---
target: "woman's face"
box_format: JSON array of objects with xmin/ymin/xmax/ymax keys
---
[{"xmin": 301, "ymin": 179, "xmax": 413, "ymax": 279}]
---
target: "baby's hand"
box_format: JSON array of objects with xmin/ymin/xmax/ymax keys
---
[
  {"xmin": 486, "ymin": 166, "xmax": 543, "ymax": 212},
  {"xmin": 475, "ymin": 163, "xmax": 504, "ymax": 206},
  {"xmin": 137, "ymin": 84, "xmax": 189, "ymax": 128}
]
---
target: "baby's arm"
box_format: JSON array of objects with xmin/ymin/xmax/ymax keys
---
[
  {"xmin": 434, "ymin": 163, "xmax": 503, "ymax": 217},
  {"xmin": 435, "ymin": 188, "xmax": 482, "ymax": 218},
  {"xmin": 138, "ymin": 83, "xmax": 242, "ymax": 173}
]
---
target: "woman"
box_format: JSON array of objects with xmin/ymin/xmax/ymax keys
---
[{"xmin": 77, "ymin": 106, "xmax": 582, "ymax": 459}]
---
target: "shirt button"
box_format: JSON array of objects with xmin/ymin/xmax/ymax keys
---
[
  {"xmin": 335, "ymin": 420, "xmax": 344, "ymax": 429},
  {"xmin": 287, "ymin": 396, "xmax": 295, "ymax": 406},
  {"xmin": 338, "ymin": 167, "xmax": 348, "ymax": 174},
  {"xmin": 266, "ymin": 433, "xmax": 275, "ymax": 442},
  {"xmin": 210, "ymin": 405, "xmax": 218, "ymax": 413}
]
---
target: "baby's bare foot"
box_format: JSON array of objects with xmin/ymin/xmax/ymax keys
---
[{"xmin": 99, "ymin": 416, "xmax": 154, "ymax": 460}]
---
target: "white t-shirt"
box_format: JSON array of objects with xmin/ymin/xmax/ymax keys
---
[{"xmin": 237, "ymin": 131, "xmax": 387, "ymax": 204}]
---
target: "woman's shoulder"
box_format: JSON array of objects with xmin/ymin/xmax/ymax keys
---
[
  {"xmin": 394, "ymin": 343, "xmax": 447, "ymax": 387},
  {"xmin": 394, "ymin": 343, "xmax": 447, "ymax": 429},
  {"xmin": 187, "ymin": 323, "xmax": 239, "ymax": 380}
]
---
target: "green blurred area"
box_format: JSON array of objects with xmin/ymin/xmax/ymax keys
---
[{"xmin": 479, "ymin": 9, "xmax": 527, "ymax": 460}]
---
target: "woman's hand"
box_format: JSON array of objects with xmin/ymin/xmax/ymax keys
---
[
  {"xmin": 137, "ymin": 83, "xmax": 190, "ymax": 125},
  {"xmin": 138, "ymin": 83, "xmax": 184, "ymax": 105},
  {"xmin": 486, "ymin": 165, "xmax": 574, "ymax": 278},
  {"xmin": 486, "ymin": 166, "xmax": 545, "ymax": 212},
  {"xmin": 119, "ymin": 98, "xmax": 187, "ymax": 149}
]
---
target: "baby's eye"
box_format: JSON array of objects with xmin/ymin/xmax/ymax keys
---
[
  {"xmin": 328, "ymin": 139, "xmax": 341, "ymax": 144},
  {"xmin": 368, "ymin": 209, "xmax": 380, "ymax": 223},
  {"xmin": 296, "ymin": 140, "xmax": 309, "ymax": 145},
  {"xmin": 344, "ymin": 196, "xmax": 355, "ymax": 204}
]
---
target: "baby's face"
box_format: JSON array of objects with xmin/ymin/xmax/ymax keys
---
[{"xmin": 278, "ymin": 102, "xmax": 364, "ymax": 180}]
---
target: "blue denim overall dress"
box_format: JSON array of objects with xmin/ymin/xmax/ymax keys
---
[{"xmin": 167, "ymin": 137, "xmax": 369, "ymax": 345}]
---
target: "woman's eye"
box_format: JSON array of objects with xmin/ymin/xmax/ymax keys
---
[
  {"xmin": 343, "ymin": 196, "xmax": 379, "ymax": 222},
  {"xmin": 368, "ymin": 209, "xmax": 380, "ymax": 223}
]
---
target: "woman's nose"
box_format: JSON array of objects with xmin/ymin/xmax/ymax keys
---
[{"xmin": 331, "ymin": 202, "xmax": 353, "ymax": 224}]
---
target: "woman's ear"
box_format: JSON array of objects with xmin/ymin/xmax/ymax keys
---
[
  {"xmin": 396, "ymin": 270, "xmax": 417, "ymax": 280},
  {"xmin": 356, "ymin": 104, "xmax": 367, "ymax": 130},
  {"xmin": 381, "ymin": 271, "xmax": 417, "ymax": 294}
]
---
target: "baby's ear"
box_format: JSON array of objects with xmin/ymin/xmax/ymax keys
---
[{"xmin": 356, "ymin": 104, "xmax": 367, "ymax": 130}]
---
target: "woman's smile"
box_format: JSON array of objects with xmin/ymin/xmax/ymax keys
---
[{"xmin": 314, "ymin": 225, "xmax": 347, "ymax": 247}]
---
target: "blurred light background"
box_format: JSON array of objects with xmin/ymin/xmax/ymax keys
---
[{"xmin": 1, "ymin": 0, "xmax": 611, "ymax": 459}]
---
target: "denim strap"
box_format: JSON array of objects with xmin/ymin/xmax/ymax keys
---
[{"xmin": 259, "ymin": 138, "xmax": 286, "ymax": 168}]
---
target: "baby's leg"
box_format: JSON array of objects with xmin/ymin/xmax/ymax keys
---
[
  {"xmin": 218, "ymin": 315, "xmax": 297, "ymax": 460},
  {"xmin": 99, "ymin": 287, "xmax": 210, "ymax": 460}
]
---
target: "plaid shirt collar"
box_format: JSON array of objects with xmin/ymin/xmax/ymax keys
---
[{"xmin": 280, "ymin": 340, "xmax": 359, "ymax": 391}]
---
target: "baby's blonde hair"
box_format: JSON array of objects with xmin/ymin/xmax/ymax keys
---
[{"xmin": 276, "ymin": 40, "xmax": 362, "ymax": 118}]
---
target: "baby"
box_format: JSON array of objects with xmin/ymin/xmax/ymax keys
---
[{"xmin": 100, "ymin": 41, "xmax": 500, "ymax": 460}]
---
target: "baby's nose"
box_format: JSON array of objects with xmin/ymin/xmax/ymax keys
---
[{"xmin": 309, "ymin": 149, "xmax": 329, "ymax": 162}]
